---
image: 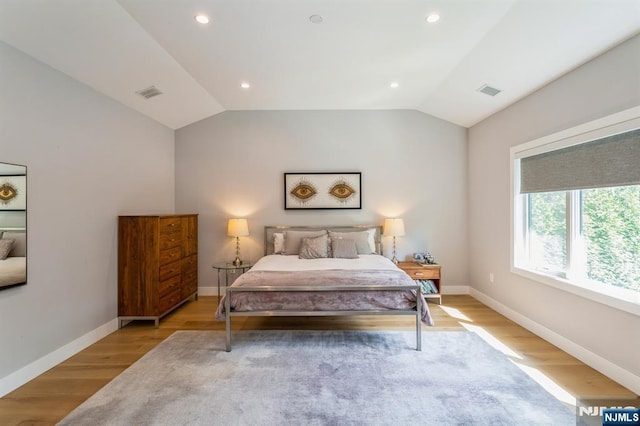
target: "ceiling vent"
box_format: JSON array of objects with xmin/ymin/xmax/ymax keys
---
[
  {"xmin": 477, "ymin": 84, "xmax": 501, "ymax": 97},
  {"xmin": 136, "ymin": 85, "xmax": 163, "ymax": 99}
]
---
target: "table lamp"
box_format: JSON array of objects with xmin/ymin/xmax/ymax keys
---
[
  {"xmin": 383, "ymin": 218, "xmax": 405, "ymax": 264},
  {"xmin": 227, "ymin": 218, "xmax": 249, "ymax": 266}
]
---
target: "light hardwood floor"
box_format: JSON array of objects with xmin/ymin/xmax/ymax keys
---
[{"xmin": 0, "ymin": 295, "xmax": 637, "ymax": 425}]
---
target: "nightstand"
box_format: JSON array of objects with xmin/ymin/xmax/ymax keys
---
[
  {"xmin": 396, "ymin": 262, "xmax": 442, "ymax": 304},
  {"xmin": 212, "ymin": 263, "xmax": 253, "ymax": 298}
]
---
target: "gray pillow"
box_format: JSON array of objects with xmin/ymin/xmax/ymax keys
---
[
  {"xmin": 299, "ymin": 234, "xmax": 329, "ymax": 259},
  {"xmin": 328, "ymin": 230, "xmax": 375, "ymax": 254},
  {"xmin": 331, "ymin": 238, "xmax": 358, "ymax": 259},
  {"xmin": 2, "ymin": 232, "xmax": 26, "ymax": 257},
  {"xmin": 0, "ymin": 239, "xmax": 14, "ymax": 260},
  {"xmin": 284, "ymin": 230, "xmax": 327, "ymax": 255}
]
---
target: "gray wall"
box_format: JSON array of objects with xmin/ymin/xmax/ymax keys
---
[
  {"xmin": 0, "ymin": 42, "xmax": 175, "ymax": 380},
  {"xmin": 3, "ymin": 27, "xmax": 637, "ymax": 396},
  {"xmin": 468, "ymin": 35, "xmax": 640, "ymax": 381},
  {"xmin": 175, "ymin": 110, "xmax": 468, "ymax": 293}
]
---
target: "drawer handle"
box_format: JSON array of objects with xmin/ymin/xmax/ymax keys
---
[{"xmin": 414, "ymin": 272, "xmax": 424, "ymax": 276}]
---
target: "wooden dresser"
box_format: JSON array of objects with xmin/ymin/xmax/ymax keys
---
[{"xmin": 118, "ymin": 214, "xmax": 198, "ymax": 327}]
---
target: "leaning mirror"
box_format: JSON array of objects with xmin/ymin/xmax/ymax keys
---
[{"xmin": 0, "ymin": 162, "xmax": 27, "ymax": 290}]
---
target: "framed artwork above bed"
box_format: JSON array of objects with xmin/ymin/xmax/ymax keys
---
[{"xmin": 284, "ymin": 172, "xmax": 361, "ymax": 210}]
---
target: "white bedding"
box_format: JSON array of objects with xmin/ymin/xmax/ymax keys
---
[
  {"xmin": 250, "ymin": 254, "xmax": 399, "ymax": 272},
  {"xmin": 0, "ymin": 256, "xmax": 26, "ymax": 287}
]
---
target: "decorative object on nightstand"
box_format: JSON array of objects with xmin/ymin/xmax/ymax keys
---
[
  {"xmin": 413, "ymin": 251, "xmax": 436, "ymax": 265},
  {"xmin": 396, "ymin": 261, "xmax": 442, "ymax": 304},
  {"xmin": 227, "ymin": 218, "xmax": 249, "ymax": 266},
  {"xmin": 383, "ymin": 218, "xmax": 405, "ymax": 264}
]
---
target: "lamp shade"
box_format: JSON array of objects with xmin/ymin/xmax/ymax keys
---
[
  {"xmin": 227, "ymin": 218, "xmax": 249, "ymax": 237},
  {"xmin": 383, "ymin": 218, "xmax": 405, "ymax": 237}
]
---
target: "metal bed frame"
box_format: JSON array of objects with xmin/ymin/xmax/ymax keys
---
[{"xmin": 224, "ymin": 225, "xmax": 423, "ymax": 352}]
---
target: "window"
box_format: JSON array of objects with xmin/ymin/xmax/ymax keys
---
[
  {"xmin": 511, "ymin": 107, "xmax": 640, "ymax": 315},
  {"xmin": 526, "ymin": 191, "xmax": 567, "ymax": 275},
  {"xmin": 582, "ymin": 186, "xmax": 640, "ymax": 291},
  {"xmin": 523, "ymin": 186, "xmax": 639, "ymax": 293}
]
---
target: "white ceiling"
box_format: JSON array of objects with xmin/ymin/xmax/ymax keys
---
[{"xmin": 1, "ymin": 0, "xmax": 639, "ymax": 130}]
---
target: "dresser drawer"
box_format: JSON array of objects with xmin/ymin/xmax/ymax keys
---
[
  {"xmin": 159, "ymin": 246, "xmax": 182, "ymax": 265},
  {"xmin": 159, "ymin": 230, "xmax": 182, "ymax": 250},
  {"xmin": 159, "ymin": 261, "xmax": 181, "ymax": 282},
  {"xmin": 159, "ymin": 217, "xmax": 182, "ymax": 234},
  {"xmin": 182, "ymin": 277, "xmax": 198, "ymax": 298},
  {"xmin": 182, "ymin": 269, "xmax": 197, "ymax": 285},
  {"xmin": 181, "ymin": 255, "xmax": 197, "ymax": 273},
  {"xmin": 159, "ymin": 274, "xmax": 181, "ymax": 296},
  {"xmin": 159, "ymin": 287, "xmax": 182, "ymax": 314},
  {"xmin": 404, "ymin": 268, "xmax": 440, "ymax": 280}
]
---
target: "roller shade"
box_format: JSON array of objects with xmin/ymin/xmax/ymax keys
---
[{"xmin": 520, "ymin": 128, "xmax": 640, "ymax": 194}]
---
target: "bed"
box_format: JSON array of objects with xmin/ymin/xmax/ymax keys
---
[
  {"xmin": 216, "ymin": 225, "xmax": 433, "ymax": 351},
  {"xmin": 0, "ymin": 230, "xmax": 26, "ymax": 289}
]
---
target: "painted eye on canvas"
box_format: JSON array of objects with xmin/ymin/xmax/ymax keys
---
[
  {"xmin": 0, "ymin": 183, "xmax": 17, "ymax": 202},
  {"xmin": 290, "ymin": 184, "xmax": 317, "ymax": 200},
  {"xmin": 329, "ymin": 183, "xmax": 355, "ymax": 200}
]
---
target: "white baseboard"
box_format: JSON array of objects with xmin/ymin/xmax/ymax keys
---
[
  {"xmin": 470, "ymin": 288, "xmax": 640, "ymax": 395},
  {"xmin": 198, "ymin": 286, "xmax": 217, "ymax": 296},
  {"xmin": 0, "ymin": 318, "xmax": 119, "ymax": 398},
  {"xmin": 442, "ymin": 285, "xmax": 470, "ymax": 295}
]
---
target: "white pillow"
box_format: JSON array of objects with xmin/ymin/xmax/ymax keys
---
[
  {"xmin": 273, "ymin": 232, "xmax": 284, "ymax": 254},
  {"xmin": 365, "ymin": 228, "xmax": 376, "ymax": 253}
]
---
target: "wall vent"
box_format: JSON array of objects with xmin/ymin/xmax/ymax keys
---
[
  {"xmin": 136, "ymin": 85, "xmax": 163, "ymax": 99},
  {"xmin": 477, "ymin": 84, "xmax": 501, "ymax": 97}
]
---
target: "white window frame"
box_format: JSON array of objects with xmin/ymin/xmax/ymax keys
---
[{"xmin": 510, "ymin": 106, "xmax": 640, "ymax": 317}]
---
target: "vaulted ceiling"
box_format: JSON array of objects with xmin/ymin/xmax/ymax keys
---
[{"xmin": 1, "ymin": 0, "xmax": 639, "ymax": 129}]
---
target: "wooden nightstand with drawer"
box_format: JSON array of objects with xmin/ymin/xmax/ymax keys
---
[{"xmin": 396, "ymin": 262, "xmax": 442, "ymax": 304}]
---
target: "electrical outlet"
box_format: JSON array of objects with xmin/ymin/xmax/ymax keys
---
[{"xmin": 489, "ymin": 273, "xmax": 494, "ymax": 283}]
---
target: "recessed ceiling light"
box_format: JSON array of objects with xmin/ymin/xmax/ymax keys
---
[
  {"xmin": 194, "ymin": 14, "xmax": 210, "ymax": 24},
  {"xmin": 426, "ymin": 13, "xmax": 440, "ymax": 23},
  {"xmin": 309, "ymin": 14, "xmax": 323, "ymax": 24},
  {"xmin": 240, "ymin": 82, "xmax": 251, "ymax": 89},
  {"xmin": 390, "ymin": 82, "xmax": 399, "ymax": 89}
]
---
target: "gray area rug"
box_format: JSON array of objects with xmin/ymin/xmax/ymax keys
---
[{"xmin": 59, "ymin": 330, "xmax": 575, "ymax": 425}]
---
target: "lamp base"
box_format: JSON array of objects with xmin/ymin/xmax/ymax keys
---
[
  {"xmin": 232, "ymin": 257, "xmax": 243, "ymax": 267},
  {"xmin": 391, "ymin": 236, "xmax": 400, "ymax": 265}
]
